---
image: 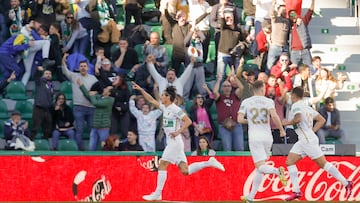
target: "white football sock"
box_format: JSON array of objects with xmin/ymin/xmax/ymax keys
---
[
  {"xmin": 154, "ymin": 170, "xmax": 167, "ymax": 195},
  {"xmin": 258, "ymin": 164, "xmax": 278, "ymax": 174},
  {"xmin": 288, "ymin": 165, "xmax": 300, "ymax": 193},
  {"xmin": 247, "ymin": 169, "xmax": 263, "ymax": 200},
  {"xmin": 188, "ymin": 161, "xmax": 207, "ymax": 175},
  {"xmin": 323, "ymin": 162, "xmax": 348, "ymax": 185}
]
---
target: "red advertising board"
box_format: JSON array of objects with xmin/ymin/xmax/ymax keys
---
[{"xmin": 0, "ymin": 155, "xmax": 359, "ymax": 201}]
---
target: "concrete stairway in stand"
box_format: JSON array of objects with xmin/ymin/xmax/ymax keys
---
[{"xmin": 305, "ymin": 0, "xmax": 360, "ymax": 150}]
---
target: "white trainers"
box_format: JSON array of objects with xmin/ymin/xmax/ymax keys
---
[
  {"xmin": 142, "ymin": 192, "xmax": 162, "ymax": 201},
  {"xmin": 208, "ymin": 157, "xmax": 225, "ymax": 172}
]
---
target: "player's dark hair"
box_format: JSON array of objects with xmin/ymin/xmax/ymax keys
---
[
  {"xmin": 165, "ymin": 86, "xmax": 176, "ymax": 102},
  {"xmin": 291, "ymin": 87, "xmax": 304, "ymax": 99}
]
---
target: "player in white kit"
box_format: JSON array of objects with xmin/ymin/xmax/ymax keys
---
[
  {"xmin": 132, "ymin": 82, "xmax": 225, "ymax": 201},
  {"xmin": 237, "ymin": 80, "xmax": 287, "ymax": 203},
  {"xmin": 282, "ymin": 87, "xmax": 353, "ymax": 201}
]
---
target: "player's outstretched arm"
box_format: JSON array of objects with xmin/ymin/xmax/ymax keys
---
[{"xmin": 132, "ymin": 82, "xmax": 160, "ymax": 109}]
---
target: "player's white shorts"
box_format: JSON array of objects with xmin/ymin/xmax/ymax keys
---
[
  {"xmin": 249, "ymin": 140, "xmax": 273, "ymax": 163},
  {"xmin": 290, "ymin": 139, "xmax": 324, "ymax": 159},
  {"xmin": 160, "ymin": 138, "xmax": 187, "ymax": 165}
]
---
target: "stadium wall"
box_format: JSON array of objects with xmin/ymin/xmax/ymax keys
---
[{"xmin": 0, "ymin": 153, "xmax": 359, "ymax": 201}]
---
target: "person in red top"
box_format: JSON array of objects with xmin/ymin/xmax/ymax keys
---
[
  {"xmin": 255, "ymin": 19, "xmax": 271, "ymax": 72},
  {"xmin": 270, "ymin": 52, "xmax": 297, "ymax": 91},
  {"xmin": 289, "ymin": 0, "xmax": 315, "ymax": 67},
  {"xmin": 285, "ymin": 0, "xmax": 302, "ymax": 17},
  {"xmin": 213, "ymin": 69, "xmax": 244, "ymax": 151}
]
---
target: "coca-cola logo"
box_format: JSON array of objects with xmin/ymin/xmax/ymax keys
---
[
  {"xmin": 72, "ymin": 171, "xmax": 112, "ymax": 202},
  {"xmin": 137, "ymin": 156, "xmax": 160, "ymax": 172},
  {"xmin": 243, "ymin": 161, "xmax": 359, "ymax": 201}
]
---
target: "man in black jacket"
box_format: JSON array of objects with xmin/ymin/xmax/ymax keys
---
[
  {"xmin": 30, "ymin": 66, "xmax": 54, "ymax": 140},
  {"xmin": 317, "ymin": 97, "xmax": 345, "ymax": 144}
]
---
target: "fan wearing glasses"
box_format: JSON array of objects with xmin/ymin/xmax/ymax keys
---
[
  {"xmin": 270, "ymin": 52, "xmax": 297, "ymax": 92},
  {"xmin": 60, "ymin": 11, "xmax": 88, "ymax": 55}
]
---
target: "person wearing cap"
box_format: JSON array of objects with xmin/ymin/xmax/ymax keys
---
[
  {"xmin": 94, "ymin": 57, "xmax": 117, "ymax": 87},
  {"xmin": 289, "ymin": 0, "xmax": 314, "ymax": 67},
  {"xmin": 30, "ymin": 66, "xmax": 54, "ymax": 140}
]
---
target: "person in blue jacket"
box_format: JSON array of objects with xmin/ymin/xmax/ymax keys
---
[{"xmin": 0, "ymin": 34, "xmax": 32, "ymax": 81}]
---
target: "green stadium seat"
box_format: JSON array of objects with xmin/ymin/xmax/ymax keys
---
[
  {"xmin": 5, "ymin": 81, "xmax": 28, "ymax": 100},
  {"xmin": 60, "ymin": 81, "xmax": 73, "ymax": 100},
  {"xmin": 134, "ymin": 44, "xmax": 144, "ymax": 63},
  {"xmin": 0, "ymin": 100, "xmax": 9, "ymax": 119},
  {"xmin": 143, "ymin": 0, "xmax": 156, "ymax": 9},
  {"xmin": 58, "ymin": 139, "xmax": 79, "ymax": 151},
  {"xmin": 232, "ymin": 0, "xmax": 243, "ymax": 8},
  {"xmin": 206, "ymin": 41, "xmax": 216, "ymax": 63},
  {"xmin": 14, "ymin": 100, "xmax": 33, "ymax": 120},
  {"xmin": 325, "ymin": 137, "xmax": 342, "ymax": 144},
  {"xmin": 210, "ymin": 102, "xmax": 217, "ymax": 121},
  {"xmin": 83, "ymin": 139, "xmax": 102, "ymax": 151},
  {"xmin": 127, "ymin": 81, "xmax": 133, "ymax": 94},
  {"xmin": 242, "ymin": 63, "xmax": 259, "ymax": 73},
  {"xmin": 110, "ymin": 44, "xmax": 119, "ymax": 60},
  {"xmin": 185, "ymin": 100, "xmax": 193, "ymax": 114},
  {"xmin": 162, "ymin": 44, "xmax": 173, "ymax": 64},
  {"xmin": 0, "ymin": 120, "xmax": 5, "ymax": 139},
  {"xmin": 144, "ymin": 21, "xmax": 161, "ymax": 26},
  {"xmin": 34, "ymin": 139, "xmax": 50, "ymax": 150}
]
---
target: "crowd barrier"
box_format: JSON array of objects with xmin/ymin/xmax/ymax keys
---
[{"xmin": 0, "ymin": 152, "xmax": 359, "ymax": 201}]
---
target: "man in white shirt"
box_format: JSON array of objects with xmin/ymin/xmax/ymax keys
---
[
  {"xmin": 282, "ymin": 87, "xmax": 353, "ymax": 201},
  {"xmin": 238, "ymin": 80, "xmax": 287, "ymax": 202},
  {"xmin": 132, "ymin": 83, "xmax": 225, "ymax": 201}
]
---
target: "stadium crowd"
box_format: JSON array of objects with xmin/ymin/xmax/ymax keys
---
[{"xmin": 0, "ymin": 0, "xmax": 348, "ymax": 152}]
